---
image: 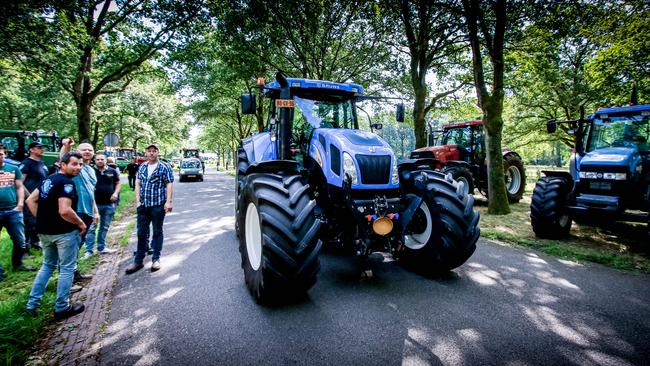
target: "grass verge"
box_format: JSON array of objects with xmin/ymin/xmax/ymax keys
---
[
  {"xmin": 475, "ymin": 194, "xmax": 650, "ymax": 273},
  {"xmin": 0, "ymin": 189, "xmax": 135, "ymax": 365}
]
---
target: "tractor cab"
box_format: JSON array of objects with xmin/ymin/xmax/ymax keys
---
[{"xmin": 0, "ymin": 129, "xmax": 60, "ymax": 166}]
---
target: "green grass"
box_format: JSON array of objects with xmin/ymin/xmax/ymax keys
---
[
  {"xmin": 476, "ymin": 193, "xmax": 650, "ymax": 273},
  {"xmin": 0, "ymin": 188, "xmax": 136, "ymax": 365}
]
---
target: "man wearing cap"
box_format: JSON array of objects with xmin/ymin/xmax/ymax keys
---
[
  {"xmin": 126, "ymin": 144, "xmax": 174, "ymax": 274},
  {"xmin": 20, "ymin": 142, "xmax": 50, "ymax": 252}
]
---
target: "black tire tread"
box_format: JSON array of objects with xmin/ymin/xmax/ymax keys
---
[
  {"xmin": 239, "ymin": 172, "xmax": 321, "ymax": 303},
  {"xmin": 504, "ymin": 153, "xmax": 526, "ymax": 203},
  {"xmin": 530, "ymin": 176, "xmax": 571, "ymax": 239}
]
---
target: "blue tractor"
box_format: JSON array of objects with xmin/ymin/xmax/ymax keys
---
[
  {"xmin": 236, "ymin": 73, "xmax": 480, "ymax": 302},
  {"xmin": 531, "ymin": 104, "xmax": 650, "ymax": 238}
]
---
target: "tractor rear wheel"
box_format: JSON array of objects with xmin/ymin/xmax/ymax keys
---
[
  {"xmin": 504, "ymin": 154, "xmax": 526, "ymax": 203},
  {"xmin": 238, "ymin": 172, "xmax": 321, "ymax": 303},
  {"xmin": 401, "ymin": 170, "xmax": 480, "ymax": 274},
  {"xmin": 442, "ymin": 166, "xmax": 474, "ymax": 197},
  {"xmin": 235, "ymin": 148, "xmax": 249, "ymax": 237},
  {"xmin": 530, "ymin": 176, "xmax": 572, "ymax": 238}
]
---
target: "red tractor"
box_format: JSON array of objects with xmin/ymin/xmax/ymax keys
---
[{"xmin": 411, "ymin": 120, "xmax": 526, "ymax": 203}]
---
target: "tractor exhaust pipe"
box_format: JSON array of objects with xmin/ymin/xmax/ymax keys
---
[{"xmin": 276, "ymin": 72, "xmax": 293, "ymax": 160}]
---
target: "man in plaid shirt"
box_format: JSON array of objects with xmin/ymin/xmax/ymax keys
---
[{"xmin": 126, "ymin": 144, "xmax": 174, "ymax": 274}]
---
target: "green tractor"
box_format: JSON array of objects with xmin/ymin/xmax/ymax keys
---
[{"xmin": 0, "ymin": 129, "xmax": 60, "ymax": 166}]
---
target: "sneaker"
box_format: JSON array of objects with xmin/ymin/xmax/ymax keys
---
[
  {"xmin": 14, "ymin": 264, "xmax": 37, "ymax": 272},
  {"xmin": 125, "ymin": 263, "xmax": 144, "ymax": 275},
  {"xmin": 70, "ymin": 285, "xmax": 83, "ymax": 294},
  {"xmin": 74, "ymin": 271, "xmax": 92, "ymax": 283},
  {"xmin": 54, "ymin": 303, "xmax": 85, "ymax": 320},
  {"xmin": 82, "ymin": 252, "xmax": 93, "ymax": 260},
  {"xmin": 98, "ymin": 247, "xmax": 117, "ymax": 254},
  {"xmin": 151, "ymin": 260, "xmax": 161, "ymax": 272}
]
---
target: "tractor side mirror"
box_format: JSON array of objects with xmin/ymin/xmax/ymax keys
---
[
  {"xmin": 241, "ymin": 93, "xmax": 256, "ymax": 115},
  {"xmin": 371, "ymin": 123, "xmax": 383, "ymax": 130},
  {"xmin": 546, "ymin": 120, "xmax": 557, "ymax": 134},
  {"xmin": 396, "ymin": 104, "xmax": 405, "ymax": 122}
]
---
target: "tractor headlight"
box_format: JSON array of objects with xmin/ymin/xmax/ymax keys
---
[
  {"xmin": 343, "ymin": 152, "xmax": 358, "ymax": 185},
  {"xmin": 391, "ymin": 160, "xmax": 399, "ymax": 184}
]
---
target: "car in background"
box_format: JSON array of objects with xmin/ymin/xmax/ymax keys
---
[{"xmin": 179, "ymin": 157, "xmax": 203, "ymax": 182}]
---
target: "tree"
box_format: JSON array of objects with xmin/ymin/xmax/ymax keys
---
[
  {"xmin": 461, "ymin": 0, "xmax": 512, "ymax": 214},
  {"xmin": 383, "ymin": 0, "xmax": 470, "ymax": 148},
  {"xmin": 3, "ymin": 0, "xmax": 205, "ymax": 141}
]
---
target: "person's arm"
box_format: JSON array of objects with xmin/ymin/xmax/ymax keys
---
[
  {"xmin": 164, "ymin": 182, "xmax": 173, "ymax": 213},
  {"xmin": 26, "ymin": 189, "xmax": 39, "ymax": 217},
  {"xmin": 92, "ymin": 201, "xmax": 99, "ymax": 224},
  {"xmin": 164, "ymin": 164, "xmax": 173, "ymax": 212},
  {"xmin": 14, "ymin": 178, "xmax": 24, "ymax": 211},
  {"xmin": 59, "ymin": 197, "xmax": 87, "ymax": 236},
  {"xmin": 59, "ymin": 137, "xmax": 73, "ymax": 158},
  {"xmin": 111, "ymin": 174, "xmax": 122, "ymax": 202},
  {"xmin": 135, "ymin": 178, "xmax": 141, "ymax": 206}
]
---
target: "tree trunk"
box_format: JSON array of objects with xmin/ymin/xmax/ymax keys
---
[
  {"xmin": 413, "ymin": 84, "xmax": 427, "ymax": 148},
  {"xmin": 484, "ymin": 97, "xmax": 510, "ymax": 214},
  {"xmin": 256, "ymin": 96, "xmax": 265, "ymax": 133},
  {"xmin": 77, "ymin": 96, "xmax": 92, "ymax": 142},
  {"xmin": 91, "ymin": 120, "xmax": 100, "ymax": 148}
]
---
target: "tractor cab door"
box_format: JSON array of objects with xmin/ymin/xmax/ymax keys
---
[{"xmin": 471, "ymin": 125, "xmax": 486, "ymax": 164}]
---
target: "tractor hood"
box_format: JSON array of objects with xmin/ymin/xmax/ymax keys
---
[
  {"xmin": 411, "ymin": 145, "xmax": 461, "ymax": 162},
  {"xmin": 311, "ymin": 128, "xmax": 399, "ymax": 189},
  {"xmin": 581, "ymin": 147, "xmax": 637, "ymax": 166}
]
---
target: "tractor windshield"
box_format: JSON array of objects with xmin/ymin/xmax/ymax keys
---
[
  {"xmin": 440, "ymin": 126, "xmax": 472, "ymax": 149},
  {"xmin": 293, "ymin": 96, "xmax": 357, "ymax": 130},
  {"xmin": 587, "ymin": 114, "xmax": 649, "ymax": 153}
]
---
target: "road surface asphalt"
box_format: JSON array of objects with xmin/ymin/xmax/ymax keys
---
[{"xmin": 100, "ymin": 168, "xmax": 650, "ymax": 366}]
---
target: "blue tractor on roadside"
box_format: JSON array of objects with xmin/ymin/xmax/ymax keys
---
[
  {"xmin": 235, "ymin": 73, "xmax": 480, "ymax": 302},
  {"xmin": 531, "ymin": 104, "xmax": 650, "ymax": 238}
]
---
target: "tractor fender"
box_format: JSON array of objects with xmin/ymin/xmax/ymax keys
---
[
  {"xmin": 540, "ymin": 170, "xmax": 574, "ymax": 186},
  {"xmin": 245, "ymin": 160, "xmax": 300, "ymax": 175},
  {"xmin": 398, "ymin": 158, "xmax": 441, "ymax": 181},
  {"xmin": 501, "ymin": 149, "xmax": 522, "ymax": 160},
  {"xmin": 440, "ymin": 160, "xmax": 472, "ymax": 170}
]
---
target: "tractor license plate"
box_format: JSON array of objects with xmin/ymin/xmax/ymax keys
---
[
  {"xmin": 187, "ymin": 175, "xmax": 196, "ymax": 178},
  {"xmin": 589, "ymin": 181, "xmax": 611, "ymax": 190}
]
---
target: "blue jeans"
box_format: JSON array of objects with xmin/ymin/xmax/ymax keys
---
[
  {"xmin": 85, "ymin": 203, "xmax": 116, "ymax": 253},
  {"xmin": 135, "ymin": 205, "xmax": 166, "ymax": 264},
  {"xmin": 0, "ymin": 209, "xmax": 26, "ymax": 268},
  {"xmin": 26, "ymin": 231, "xmax": 80, "ymax": 312}
]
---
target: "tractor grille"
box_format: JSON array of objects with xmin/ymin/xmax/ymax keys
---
[{"xmin": 356, "ymin": 154, "xmax": 391, "ymax": 184}]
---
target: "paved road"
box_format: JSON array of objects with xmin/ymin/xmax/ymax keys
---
[{"xmin": 101, "ymin": 168, "xmax": 650, "ymax": 366}]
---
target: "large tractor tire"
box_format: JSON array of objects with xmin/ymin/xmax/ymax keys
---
[
  {"xmin": 503, "ymin": 153, "xmax": 526, "ymax": 203},
  {"xmin": 530, "ymin": 176, "xmax": 572, "ymax": 239},
  {"xmin": 238, "ymin": 172, "xmax": 321, "ymax": 303},
  {"xmin": 401, "ymin": 170, "xmax": 480, "ymax": 274},
  {"xmin": 442, "ymin": 166, "xmax": 474, "ymax": 197},
  {"xmin": 235, "ymin": 148, "xmax": 249, "ymax": 238}
]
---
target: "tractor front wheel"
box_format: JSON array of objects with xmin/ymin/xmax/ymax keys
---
[
  {"xmin": 401, "ymin": 170, "xmax": 480, "ymax": 274},
  {"xmin": 530, "ymin": 176, "xmax": 572, "ymax": 239},
  {"xmin": 235, "ymin": 148, "xmax": 249, "ymax": 237},
  {"xmin": 238, "ymin": 172, "xmax": 321, "ymax": 303}
]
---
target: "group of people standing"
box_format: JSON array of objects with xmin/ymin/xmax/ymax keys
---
[{"xmin": 0, "ymin": 138, "xmax": 174, "ymax": 320}]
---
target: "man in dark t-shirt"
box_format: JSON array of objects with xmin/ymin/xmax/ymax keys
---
[
  {"xmin": 126, "ymin": 158, "xmax": 139, "ymax": 190},
  {"xmin": 84, "ymin": 153, "xmax": 121, "ymax": 257},
  {"xmin": 20, "ymin": 142, "xmax": 49, "ymax": 251},
  {"xmin": 24, "ymin": 152, "xmax": 87, "ymax": 320}
]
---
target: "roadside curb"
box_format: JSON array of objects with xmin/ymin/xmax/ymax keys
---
[{"xmin": 29, "ymin": 209, "xmax": 136, "ymax": 365}]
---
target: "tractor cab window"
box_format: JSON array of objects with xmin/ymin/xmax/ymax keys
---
[
  {"xmin": 588, "ymin": 114, "xmax": 649, "ymax": 152},
  {"xmin": 440, "ymin": 126, "xmax": 472, "ymax": 149},
  {"xmin": 0, "ymin": 135, "xmax": 20, "ymax": 156},
  {"xmin": 293, "ymin": 96, "xmax": 357, "ymax": 130},
  {"xmin": 180, "ymin": 160, "xmax": 201, "ymax": 169}
]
